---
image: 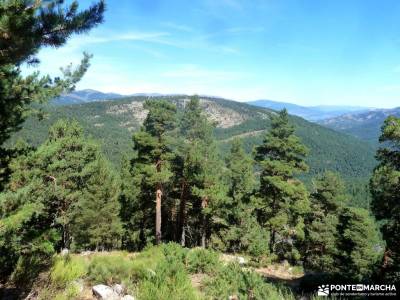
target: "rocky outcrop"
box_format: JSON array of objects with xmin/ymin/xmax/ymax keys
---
[
  {"xmin": 92, "ymin": 284, "xmax": 119, "ymax": 300},
  {"xmin": 92, "ymin": 284, "xmax": 134, "ymax": 300}
]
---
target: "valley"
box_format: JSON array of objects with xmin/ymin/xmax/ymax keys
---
[{"xmin": 11, "ymin": 95, "xmax": 376, "ymax": 182}]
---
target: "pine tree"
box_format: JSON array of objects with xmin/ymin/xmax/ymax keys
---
[
  {"xmin": 336, "ymin": 207, "xmax": 382, "ymax": 281},
  {"xmin": 174, "ymin": 96, "xmax": 206, "ymax": 246},
  {"xmin": 0, "ymin": 0, "xmax": 105, "ymax": 191},
  {"xmin": 254, "ymin": 109, "xmax": 310, "ymax": 262},
  {"xmin": 129, "ymin": 100, "xmax": 177, "ymax": 246},
  {"xmin": 119, "ymin": 154, "xmax": 142, "ymax": 250},
  {"xmin": 174, "ymin": 96, "xmax": 227, "ymax": 248},
  {"xmin": 303, "ymin": 172, "xmax": 347, "ymax": 272},
  {"xmin": 370, "ymin": 116, "xmax": 400, "ymax": 284},
  {"xmin": 211, "ymin": 139, "xmax": 268, "ymax": 255},
  {"xmin": 0, "ymin": 119, "xmax": 121, "ymax": 279},
  {"xmin": 70, "ymin": 158, "xmax": 122, "ymax": 251}
]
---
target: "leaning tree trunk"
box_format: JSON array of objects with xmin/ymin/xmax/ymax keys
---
[{"xmin": 155, "ymin": 184, "xmax": 162, "ymax": 245}]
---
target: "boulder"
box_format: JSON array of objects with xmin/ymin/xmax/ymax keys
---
[
  {"xmin": 112, "ymin": 283, "xmax": 124, "ymax": 295},
  {"xmin": 121, "ymin": 296, "xmax": 135, "ymax": 300},
  {"xmin": 92, "ymin": 284, "xmax": 119, "ymax": 300}
]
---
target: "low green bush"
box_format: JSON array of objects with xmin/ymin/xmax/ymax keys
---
[
  {"xmin": 186, "ymin": 247, "xmax": 220, "ymax": 274},
  {"xmin": 137, "ymin": 245, "xmax": 199, "ymax": 300},
  {"xmin": 87, "ymin": 254, "xmax": 137, "ymax": 285},
  {"xmin": 50, "ymin": 256, "xmax": 87, "ymax": 288},
  {"xmin": 204, "ymin": 263, "xmax": 295, "ymax": 300}
]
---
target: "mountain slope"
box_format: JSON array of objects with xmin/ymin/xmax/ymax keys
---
[
  {"xmin": 9, "ymin": 96, "xmax": 376, "ymax": 182},
  {"xmin": 247, "ymin": 99, "xmax": 371, "ymax": 121},
  {"xmin": 319, "ymin": 107, "xmax": 400, "ymax": 145}
]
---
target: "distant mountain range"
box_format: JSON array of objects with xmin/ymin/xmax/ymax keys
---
[
  {"xmin": 52, "ymin": 89, "xmax": 166, "ymax": 105},
  {"xmin": 53, "ymin": 89, "xmax": 125, "ymax": 105},
  {"xmin": 54, "ymin": 90, "xmax": 375, "ymax": 123},
  {"xmin": 247, "ymin": 100, "xmax": 373, "ymax": 121},
  {"xmin": 319, "ymin": 107, "xmax": 400, "ymax": 146},
  {"xmin": 52, "ymin": 91, "xmax": 399, "ymax": 147},
  {"xmin": 13, "ymin": 94, "xmax": 377, "ymax": 185}
]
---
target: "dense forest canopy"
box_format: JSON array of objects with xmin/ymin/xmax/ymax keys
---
[{"xmin": 0, "ymin": 1, "xmax": 399, "ymax": 299}]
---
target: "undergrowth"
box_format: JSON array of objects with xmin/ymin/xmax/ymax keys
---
[{"xmin": 35, "ymin": 243, "xmax": 299, "ymax": 300}]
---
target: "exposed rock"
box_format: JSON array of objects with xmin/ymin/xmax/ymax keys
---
[
  {"xmin": 228, "ymin": 295, "xmax": 239, "ymax": 300},
  {"xmin": 92, "ymin": 284, "xmax": 119, "ymax": 300},
  {"xmin": 121, "ymin": 295, "xmax": 135, "ymax": 300},
  {"xmin": 60, "ymin": 248, "xmax": 69, "ymax": 256},
  {"xmin": 200, "ymin": 99, "xmax": 246, "ymax": 128},
  {"xmin": 237, "ymin": 256, "xmax": 246, "ymax": 265},
  {"xmin": 220, "ymin": 254, "xmax": 246, "ymax": 265},
  {"xmin": 112, "ymin": 283, "xmax": 124, "ymax": 295},
  {"xmin": 106, "ymin": 101, "xmax": 148, "ymax": 123}
]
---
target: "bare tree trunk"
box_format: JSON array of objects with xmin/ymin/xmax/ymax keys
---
[
  {"xmin": 201, "ymin": 196, "xmax": 208, "ymax": 248},
  {"xmin": 269, "ymin": 229, "xmax": 275, "ymax": 253},
  {"xmin": 155, "ymin": 186, "xmax": 162, "ymax": 245},
  {"xmin": 181, "ymin": 226, "xmax": 186, "ymax": 247},
  {"xmin": 178, "ymin": 181, "xmax": 187, "ymax": 246}
]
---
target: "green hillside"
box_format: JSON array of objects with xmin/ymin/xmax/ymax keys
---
[
  {"xmin": 319, "ymin": 107, "xmax": 400, "ymax": 146},
  {"xmin": 9, "ymin": 95, "xmax": 376, "ymax": 181}
]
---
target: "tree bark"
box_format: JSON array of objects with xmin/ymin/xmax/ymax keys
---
[
  {"xmin": 155, "ymin": 186, "xmax": 162, "ymax": 245},
  {"xmin": 201, "ymin": 196, "xmax": 209, "ymax": 248},
  {"xmin": 269, "ymin": 229, "xmax": 275, "ymax": 253},
  {"xmin": 178, "ymin": 181, "xmax": 187, "ymax": 246}
]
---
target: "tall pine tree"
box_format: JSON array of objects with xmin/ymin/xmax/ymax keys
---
[
  {"xmin": 0, "ymin": 0, "xmax": 105, "ymax": 190},
  {"xmin": 336, "ymin": 207, "xmax": 382, "ymax": 281},
  {"xmin": 303, "ymin": 172, "xmax": 347, "ymax": 272},
  {"xmin": 0, "ymin": 119, "xmax": 122, "ymax": 279},
  {"xmin": 255, "ymin": 109, "xmax": 310, "ymax": 262},
  {"xmin": 211, "ymin": 139, "xmax": 269, "ymax": 256},
  {"xmin": 174, "ymin": 96, "xmax": 226, "ymax": 248},
  {"xmin": 129, "ymin": 100, "xmax": 177, "ymax": 246},
  {"xmin": 370, "ymin": 116, "xmax": 400, "ymax": 284}
]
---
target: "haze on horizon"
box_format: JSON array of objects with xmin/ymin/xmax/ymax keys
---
[{"xmin": 23, "ymin": 0, "xmax": 400, "ymax": 108}]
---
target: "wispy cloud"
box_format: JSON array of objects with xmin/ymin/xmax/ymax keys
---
[
  {"xmin": 161, "ymin": 22, "xmax": 194, "ymax": 32},
  {"xmin": 63, "ymin": 31, "xmax": 172, "ymax": 51},
  {"xmin": 162, "ymin": 64, "xmax": 248, "ymax": 81},
  {"xmin": 204, "ymin": 0, "xmax": 243, "ymax": 11}
]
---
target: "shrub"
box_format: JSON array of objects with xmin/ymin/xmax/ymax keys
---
[
  {"xmin": 138, "ymin": 245, "xmax": 199, "ymax": 300},
  {"xmin": 87, "ymin": 254, "xmax": 137, "ymax": 285},
  {"xmin": 186, "ymin": 248, "xmax": 220, "ymax": 274},
  {"xmin": 204, "ymin": 263, "xmax": 295, "ymax": 300},
  {"xmin": 50, "ymin": 256, "xmax": 87, "ymax": 288},
  {"xmin": 161, "ymin": 242, "xmax": 188, "ymax": 263}
]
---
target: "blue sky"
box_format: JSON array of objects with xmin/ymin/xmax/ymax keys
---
[{"xmin": 26, "ymin": 0, "xmax": 400, "ymax": 107}]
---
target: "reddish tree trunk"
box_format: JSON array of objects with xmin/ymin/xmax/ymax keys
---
[
  {"xmin": 155, "ymin": 186, "xmax": 162, "ymax": 245},
  {"xmin": 178, "ymin": 181, "xmax": 187, "ymax": 246}
]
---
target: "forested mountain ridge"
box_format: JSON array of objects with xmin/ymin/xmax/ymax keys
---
[
  {"xmin": 9, "ymin": 95, "xmax": 376, "ymax": 183},
  {"xmin": 319, "ymin": 107, "xmax": 400, "ymax": 146},
  {"xmin": 3, "ymin": 1, "xmax": 400, "ymax": 299}
]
